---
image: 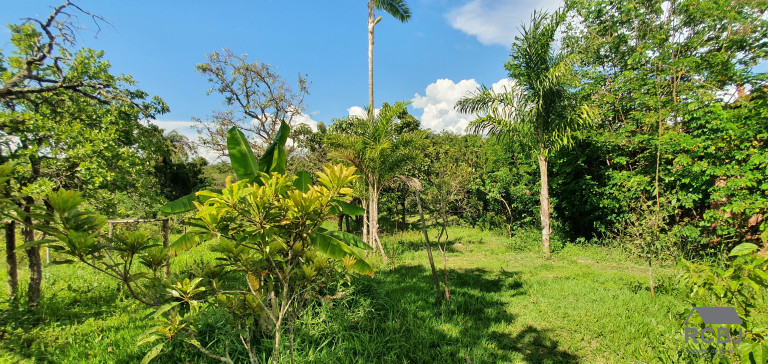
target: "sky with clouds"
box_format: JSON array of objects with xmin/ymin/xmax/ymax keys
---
[{"xmin": 1, "ymin": 0, "xmax": 559, "ymax": 144}]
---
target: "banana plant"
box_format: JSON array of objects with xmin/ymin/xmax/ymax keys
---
[
  {"xmin": 160, "ymin": 122, "xmax": 370, "ymax": 274},
  {"xmin": 159, "ymin": 122, "xmax": 290, "ymax": 215}
]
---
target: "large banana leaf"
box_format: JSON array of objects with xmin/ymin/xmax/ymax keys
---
[
  {"xmin": 160, "ymin": 192, "xmax": 198, "ymax": 215},
  {"xmin": 167, "ymin": 230, "xmax": 210, "ymax": 255},
  {"xmin": 325, "ymin": 230, "xmax": 373, "ymax": 251},
  {"xmin": 160, "ymin": 122, "xmax": 289, "ymax": 215},
  {"xmin": 258, "ymin": 121, "xmax": 289, "ymax": 175},
  {"xmin": 227, "ymin": 126, "xmax": 260, "ymax": 181},
  {"xmin": 161, "ymin": 123, "xmax": 277, "ymax": 215},
  {"xmin": 160, "ymin": 189, "xmax": 221, "ymax": 216},
  {"xmin": 310, "ymin": 232, "xmax": 375, "ymax": 276}
]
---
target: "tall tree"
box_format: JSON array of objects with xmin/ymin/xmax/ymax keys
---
[
  {"xmin": 193, "ymin": 49, "xmax": 309, "ymax": 159},
  {"xmin": 456, "ymin": 9, "xmax": 593, "ymax": 257},
  {"xmin": 0, "ymin": 2, "xmax": 169, "ymax": 303},
  {"xmin": 561, "ymin": 0, "xmax": 768, "ymax": 259},
  {"xmin": 367, "ymin": 0, "xmax": 411, "ymax": 117},
  {"xmin": 326, "ymin": 101, "xmax": 424, "ymax": 259}
]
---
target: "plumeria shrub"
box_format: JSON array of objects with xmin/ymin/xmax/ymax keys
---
[{"xmin": 142, "ymin": 123, "xmax": 373, "ymax": 364}]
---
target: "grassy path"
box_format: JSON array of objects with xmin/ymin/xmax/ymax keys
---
[{"xmin": 320, "ymin": 227, "xmax": 695, "ymax": 363}]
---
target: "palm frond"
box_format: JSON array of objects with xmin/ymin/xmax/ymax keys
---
[
  {"xmin": 375, "ymin": 0, "xmax": 412, "ymax": 23},
  {"xmin": 456, "ymin": 84, "xmax": 530, "ymax": 131}
]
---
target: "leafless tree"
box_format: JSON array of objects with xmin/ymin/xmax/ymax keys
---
[{"xmin": 192, "ymin": 49, "xmax": 309, "ymax": 159}]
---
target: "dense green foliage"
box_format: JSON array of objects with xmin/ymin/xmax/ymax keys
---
[{"xmin": 555, "ymin": 0, "xmax": 768, "ymax": 259}]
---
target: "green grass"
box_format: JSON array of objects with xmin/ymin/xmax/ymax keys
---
[{"xmin": 0, "ymin": 226, "xmax": 756, "ymax": 363}]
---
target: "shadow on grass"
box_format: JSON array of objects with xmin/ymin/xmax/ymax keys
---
[{"xmin": 297, "ymin": 265, "xmax": 579, "ymax": 363}]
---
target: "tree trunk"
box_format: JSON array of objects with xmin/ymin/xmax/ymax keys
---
[
  {"xmin": 415, "ymin": 190, "xmax": 443, "ymax": 301},
  {"xmin": 441, "ymin": 247, "xmax": 451, "ymax": 301},
  {"xmin": 272, "ymin": 322, "xmax": 281, "ymax": 364},
  {"xmin": 5, "ymin": 221, "xmax": 18, "ymax": 300},
  {"xmin": 400, "ymin": 200, "xmax": 407, "ymax": 230},
  {"xmin": 651, "ymin": 105, "xmax": 663, "ymax": 299},
  {"xmin": 368, "ymin": 0, "xmax": 375, "ymax": 118},
  {"xmin": 538, "ymin": 154, "xmax": 551, "ymax": 257},
  {"xmin": 25, "ymin": 154, "xmax": 43, "ymax": 304},
  {"xmin": 24, "ymin": 199, "xmax": 42, "ymax": 304},
  {"xmin": 362, "ymin": 197, "xmax": 369, "ymax": 245},
  {"xmin": 440, "ymin": 198, "xmax": 451, "ymax": 301},
  {"xmin": 369, "ymin": 183, "xmax": 388, "ymax": 261}
]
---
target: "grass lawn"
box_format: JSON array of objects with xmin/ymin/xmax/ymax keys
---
[{"xmin": 0, "ymin": 226, "xmax": 750, "ymax": 363}]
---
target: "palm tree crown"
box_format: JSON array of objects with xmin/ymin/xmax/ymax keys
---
[
  {"xmin": 326, "ymin": 101, "xmax": 425, "ymax": 259},
  {"xmin": 455, "ymin": 8, "xmax": 593, "ymax": 257},
  {"xmin": 367, "ymin": 0, "xmax": 412, "ymax": 116}
]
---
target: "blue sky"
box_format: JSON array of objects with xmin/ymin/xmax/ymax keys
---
[
  {"xmin": 3, "ymin": 0, "xmax": 765, "ymax": 147},
  {"xmin": 1, "ymin": 0, "xmax": 563, "ymax": 140}
]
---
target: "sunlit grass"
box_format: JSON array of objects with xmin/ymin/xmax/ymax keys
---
[{"xmin": 1, "ymin": 225, "xmax": 759, "ymax": 363}]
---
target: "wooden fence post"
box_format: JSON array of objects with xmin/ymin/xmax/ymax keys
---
[
  {"xmin": 5, "ymin": 221, "xmax": 18, "ymax": 300},
  {"xmin": 162, "ymin": 219, "xmax": 170, "ymax": 278}
]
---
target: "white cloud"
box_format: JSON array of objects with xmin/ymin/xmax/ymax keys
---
[
  {"xmin": 291, "ymin": 112, "xmax": 320, "ymax": 131},
  {"xmin": 446, "ymin": 0, "xmax": 561, "ymax": 46},
  {"xmin": 411, "ymin": 78, "xmax": 517, "ymax": 133},
  {"xmin": 347, "ymin": 106, "xmax": 380, "ymax": 119},
  {"xmin": 410, "ymin": 79, "xmax": 472, "ymax": 133},
  {"xmin": 490, "ymin": 78, "xmax": 516, "ymax": 93}
]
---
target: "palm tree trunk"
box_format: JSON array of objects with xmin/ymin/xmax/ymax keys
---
[
  {"xmin": 538, "ymin": 154, "xmax": 551, "ymax": 257},
  {"xmin": 368, "ymin": 0, "xmax": 375, "ymax": 117},
  {"xmin": 362, "ymin": 197, "xmax": 369, "ymax": 244},
  {"xmin": 369, "ymin": 183, "xmax": 388, "ymax": 261}
]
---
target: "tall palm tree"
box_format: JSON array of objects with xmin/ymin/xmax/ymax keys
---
[
  {"xmin": 455, "ymin": 9, "xmax": 593, "ymax": 257},
  {"xmin": 326, "ymin": 101, "xmax": 425, "ymax": 260},
  {"xmin": 368, "ymin": 0, "xmax": 411, "ymax": 118}
]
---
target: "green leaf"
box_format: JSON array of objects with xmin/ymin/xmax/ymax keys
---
[
  {"xmin": 293, "ymin": 170, "xmax": 312, "ymax": 193},
  {"xmin": 741, "ymin": 342, "xmax": 768, "ymax": 364},
  {"xmin": 152, "ymin": 302, "xmax": 181, "ymax": 319},
  {"xmin": 758, "ymin": 344, "xmax": 768, "ymax": 364},
  {"xmin": 258, "ymin": 121, "xmax": 289, "ymax": 174},
  {"xmin": 227, "ymin": 126, "xmax": 260, "ymax": 181},
  {"xmin": 325, "ymin": 230, "xmax": 373, "ymax": 251},
  {"xmin": 160, "ymin": 192, "xmax": 198, "ymax": 215},
  {"xmin": 140, "ymin": 342, "xmax": 164, "ymax": 364},
  {"xmin": 30, "ymin": 225, "xmax": 62, "ymax": 236},
  {"xmin": 168, "ymin": 232, "xmax": 204, "ymax": 255},
  {"xmin": 333, "ymin": 200, "xmax": 365, "ymax": 216},
  {"xmin": 136, "ymin": 334, "xmax": 161, "ymax": 347},
  {"xmin": 16, "ymin": 238, "xmax": 57, "ymax": 250},
  {"xmin": 160, "ymin": 189, "xmax": 222, "ymax": 216},
  {"xmin": 309, "ymin": 232, "xmax": 375, "ymax": 275},
  {"xmin": 729, "ymin": 243, "xmax": 760, "ymax": 257}
]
